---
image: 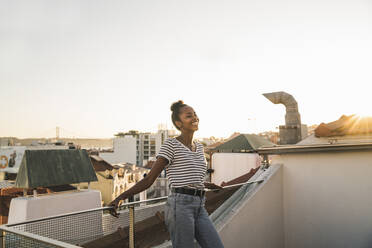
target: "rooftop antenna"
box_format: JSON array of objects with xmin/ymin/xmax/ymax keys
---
[{"xmin": 56, "ymin": 126, "xmax": 60, "ymax": 139}]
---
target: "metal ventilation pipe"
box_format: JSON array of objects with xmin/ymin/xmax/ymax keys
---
[
  {"xmin": 263, "ymin": 91, "xmax": 301, "ymax": 126},
  {"xmin": 263, "ymin": 91, "xmax": 305, "ymax": 144}
]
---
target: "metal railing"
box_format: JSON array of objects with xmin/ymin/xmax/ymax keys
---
[
  {"xmin": 0, "ymin": 196, "xmax": 168, "ymax": 248},
  {"xmin": 0, "ymin": 180, "xmax": 264, "ymax": 248}
]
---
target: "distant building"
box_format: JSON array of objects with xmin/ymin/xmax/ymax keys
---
[
  {"xmin": 258, "ymin": 131, "xmax": 279, "ymax": 144},
  {"xmin": 86, "ymin": 155, "xmax": 150, "ymax": 205},
  {"xmin": 147, "ymin": 177, "xmax": 169, "ymax": 199},
  {"xmin": 0, "ymin": 138, "xmax": 14, "ymax": 147},
  {"xmin": 100, "ymin": 129, "xmax": 177, "ymax": 166}
]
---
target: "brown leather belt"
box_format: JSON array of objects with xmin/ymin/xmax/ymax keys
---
[{"xmin": 172, "ymin": 187, "xmax": 205, "ymax": 197}]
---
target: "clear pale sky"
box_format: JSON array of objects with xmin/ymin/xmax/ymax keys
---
[{"xmin": 1, "ymin": 0, "xmax": 371, "ymax": 139}]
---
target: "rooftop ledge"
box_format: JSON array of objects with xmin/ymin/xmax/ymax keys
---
[{"xmin": 258, "ymin": 142, "xmax": 372, "ymax": 154}]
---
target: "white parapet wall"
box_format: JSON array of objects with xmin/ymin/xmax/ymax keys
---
[
  {"xmin": 8, "ymin": 189, "xmax": 102, "ymax": 224},
  {"xmin": 275, "ymin": 150, "xmax": 372, "ymax": 248},
  {"xmin": 216, "ymin": 164, "xmax": 284, "ymax": 248}
]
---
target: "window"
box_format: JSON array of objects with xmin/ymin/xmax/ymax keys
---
[
  {"xmin": 115, "ymin": 187, "xmax": 119, "ymax": 198},
  {"xmin": 128, "ymin": 175, "xmax": 134, "ymax": 183}
]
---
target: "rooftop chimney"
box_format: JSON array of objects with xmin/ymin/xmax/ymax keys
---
[{"xmin": 263, "ymin": 91, "xmax": 307, "ymax": 144}]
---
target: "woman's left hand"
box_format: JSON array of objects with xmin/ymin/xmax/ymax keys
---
[{"xmin": 204, "ymin": 182, "xmax": 223, "ymax": 191}]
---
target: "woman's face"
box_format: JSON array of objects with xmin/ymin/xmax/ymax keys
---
[{"xmin": 176, "ymin": 106, "xmax": 199, "ymax": 132}]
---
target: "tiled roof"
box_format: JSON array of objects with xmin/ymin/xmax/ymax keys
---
[
  {"xmin": 212, "ymin": 134, "xmax": 274, "ymax": 152},
  {"xmin": 15, "ymin": 149, "xmax": 98, "ymax": 188},
  {"xmin": 315, "ymin": 115, "xmax": 372, "ymax": 137},
  {"xmin": 297, "ymin": 133, "xmax": 372, "ymax": 146},
  {"xmin": 0, "ymin": 181, "xmax": 14, "ymax": 189},
  {"xmin": 90, "ymin": 155, "xmax": 114, "ymax": 172}
]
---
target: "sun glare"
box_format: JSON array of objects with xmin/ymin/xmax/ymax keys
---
[{"xmin": 355, "ymin": 111, "xmax": 372, "ymax": 119}]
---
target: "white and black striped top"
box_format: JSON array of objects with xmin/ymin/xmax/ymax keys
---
[{"xmin": 157, "ymin": 138, "xmax": 207, "ymax": 189}]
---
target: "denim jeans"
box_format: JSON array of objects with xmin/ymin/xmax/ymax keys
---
[{"xmin": 165, "ymin": 192, "xmax": 224, "ymax": 248}]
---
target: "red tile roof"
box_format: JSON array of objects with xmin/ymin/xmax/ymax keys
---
[
  {"xmin": 90, "ymin": 156, "xmax": 114, "ymax": 172},
  {"xmin": 315, "ymin": 115, "xmax": 372, "ymax": 137}
]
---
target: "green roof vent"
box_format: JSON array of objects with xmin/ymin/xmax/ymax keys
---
[{"xmin": 15, "ymin": 149, "xmax": 98, "ymax": 189}]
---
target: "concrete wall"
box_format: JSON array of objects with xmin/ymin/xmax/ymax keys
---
[
  {"xmin": 211, "ymin": 153, "xmax": 260, "ymax": 185},
  {"xmin": 218, "ymin": 165, "xmax": 284, "ymax": 248},
  {"xmin": 272, "ymin": 151, "xmax": 372, "ymax": 248}
]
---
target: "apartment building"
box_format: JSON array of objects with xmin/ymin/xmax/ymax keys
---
[{"xmin": 100, "ymin": 129, "xmax": 177, "ymax": 166}]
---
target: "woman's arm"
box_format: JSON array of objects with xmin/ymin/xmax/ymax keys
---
[{"xmin": 109, "ymin": 156, "xmax": 168, "ymax": 216}]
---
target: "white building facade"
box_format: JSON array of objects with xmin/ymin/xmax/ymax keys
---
[{"xmin": 100, "ymin": 129, "xmax": 177, "ymax": 166}]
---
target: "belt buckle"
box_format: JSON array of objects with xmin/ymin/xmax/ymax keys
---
[{"xmin": 194, "ymin": 189, "xmax": 198, "ymax": 196}]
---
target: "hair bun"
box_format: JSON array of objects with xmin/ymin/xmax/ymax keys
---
[{"xmin": 171, "ymin": 100, "xmax": 184, "ymax": 112}]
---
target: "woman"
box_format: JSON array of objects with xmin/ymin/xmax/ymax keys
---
[{"xmin": 109, "ymin": 100, "xmax": 224, "ymax": 248}]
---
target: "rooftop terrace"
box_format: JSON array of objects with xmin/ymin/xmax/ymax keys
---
[
  {"xmin": 0, "ymin": 166, "xmax": 263, "ymax": 248},
  {"xmin": 2, "ymin": 138, "xmax": 372, "ymax": 248}
]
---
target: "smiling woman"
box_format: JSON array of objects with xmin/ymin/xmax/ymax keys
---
[{"xmin": 109, "ymin": 100, "xmax": 224, "ymax": 248}]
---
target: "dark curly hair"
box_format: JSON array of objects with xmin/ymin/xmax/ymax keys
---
[{"xmin": 171, "ymin": 100, "xmax": 187, "ymax": 130}]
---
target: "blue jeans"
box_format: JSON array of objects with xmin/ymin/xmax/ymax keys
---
[{"xmin": 165, "ymin": 192, "xmax": 224, "ymax": 248}]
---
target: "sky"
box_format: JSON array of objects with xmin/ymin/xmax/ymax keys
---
[{"xmin": 1, "ymin": 0, "xmax": 371, "ymax": 139}]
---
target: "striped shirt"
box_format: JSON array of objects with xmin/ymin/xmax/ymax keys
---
[{"xmin": 157, "ymin": 138, "xmax": 207, "ymax": 189}]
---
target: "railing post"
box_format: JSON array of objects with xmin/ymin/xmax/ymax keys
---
[
  {"xmin": 129, "ymin": 205, "xmax": 135, "ymax": 248},
  {"xmin": 0, "ymin": 229, "xmax": 4, "ymax": 248}
]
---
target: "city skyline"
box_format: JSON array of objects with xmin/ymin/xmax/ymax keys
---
[{"xmin": 1, "ymin": 0, "xmax": 372, "ymax": 139}]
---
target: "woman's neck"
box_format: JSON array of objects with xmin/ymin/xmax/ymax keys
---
[{"xmin": 177, "ymin": 132, "xmax": 194, "ymax": 147}]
